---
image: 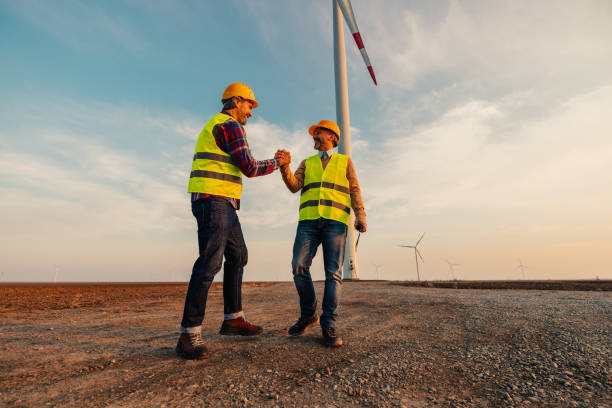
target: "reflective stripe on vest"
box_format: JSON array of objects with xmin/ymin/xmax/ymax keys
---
[
  {"xmin": 299, "ymin": 153, "xmax": 351, "ymax": 225},
  {"xmin": 187, "ymin": 113, "xmax": 243, "ymax": 199}
]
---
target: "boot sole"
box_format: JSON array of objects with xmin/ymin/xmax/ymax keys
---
[
  {"xmin": 175, "ymin": 345, "xmax": 207, "ymax": 360},
  {"xmin": 324, "ymin": 338, "xmax": 343, "ymax": 348},
  {"xmin": 288, "ymin": 319, "xmax": 320, "ymax": 336}
]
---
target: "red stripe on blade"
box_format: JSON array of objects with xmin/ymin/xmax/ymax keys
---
[
  {"xmin": 352, "ymin": 32, "xmax": 365, "ymax": 49},
  {"xmin": 367, "ymin": 66, "xmax": 377, "ymax": 85}
]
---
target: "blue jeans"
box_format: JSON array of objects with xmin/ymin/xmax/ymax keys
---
[
  {"xmin": 181, "ymin": 197, "xmax": 247, "ymax": 328},
  {"xmin": 292, "ymin": 218, "xmax": 347, "ymax": 328}
]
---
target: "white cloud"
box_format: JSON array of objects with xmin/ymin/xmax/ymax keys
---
[
  {"xmin": 0, "ymin": 98, "xmax": 204, "ymax": 280},
  {"xmin": 357, "ymin": 0, "xmax": 612, "ymax": 91}
]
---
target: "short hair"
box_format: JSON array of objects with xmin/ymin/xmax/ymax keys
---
[{"xmin": 222, "ymin": 97, "xmax": 237, "ymax": 110}]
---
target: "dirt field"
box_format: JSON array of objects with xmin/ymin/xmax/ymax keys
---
[{"xmin": 1, "ymin": 281, "xmax": 610, "ymax": 407}]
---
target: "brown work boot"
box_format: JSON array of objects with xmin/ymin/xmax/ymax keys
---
[
  {"xmin": 176, "ymin": 332, "xmax": 208, "ymax": 359},
  {"xmin": 219, "ymin": 317, "xmax": 263, "ymax": 336},
  {"xmin": 322, "ymin": 326, "xmax": 343, "ymax": 348},
  {"xmin": 288, "ymin": 315, "xmax": 319, "ymax": 336}
]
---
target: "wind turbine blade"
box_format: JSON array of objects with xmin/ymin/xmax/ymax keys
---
[
  {"xmin": 416, "ymin": 232, "xmax": 425, "ymax": 246},
  {"xmin": 416, "ymin": 248, "xmax": 424, "ymax": 263},
  {"xmin": 336, "ymin": 0, "xmax": 377, "ymax": 85}
]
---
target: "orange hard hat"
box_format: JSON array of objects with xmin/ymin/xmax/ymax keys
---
[
  {"xmin": 308, "ymin": 120, "xmax": 340, "ymax": 143},
  {"xmin": 221, "ymin": 83, "xmax": 258, "ymax": 108}
]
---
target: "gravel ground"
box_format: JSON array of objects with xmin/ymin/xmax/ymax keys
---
[{"xmin": 1, "ymin": 282, "xmax": 610, "ymax": 407}]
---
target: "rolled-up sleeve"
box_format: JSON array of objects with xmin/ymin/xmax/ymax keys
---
[
  {"xmin": 346, "ymin": 158, "xmax": 365, "ymax": 219},
  {"xmin": 214, "ymin": 120, "xmax": 279, "ymax": 177}
]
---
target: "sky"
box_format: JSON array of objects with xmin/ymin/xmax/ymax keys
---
[{"xmin": 1, "ymin": 0, "xmax": 611, "ymax": 282}]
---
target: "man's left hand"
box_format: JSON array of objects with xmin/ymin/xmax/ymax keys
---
[{"xmin": 355, "ymin": 218, "xmax": 367, "ymax": 233}]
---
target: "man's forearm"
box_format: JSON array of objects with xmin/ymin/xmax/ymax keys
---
[
  {"xmin": 233, "ymin": 148, "xmax": 279, "ymax": 177},
  {"xmin": 347, "ymin": 158, "xmax": 366, "ymax": 220},
  {"xmin": 219, "ymin": 121, "xmax": 279, "ymax": 177},
  {"xmin": 280, "ymin": 164, "xmax": 303, "ymax": 193},
  {"xmin": 281, "ymin": 159, "xmax": 306, "ymax": 193}
]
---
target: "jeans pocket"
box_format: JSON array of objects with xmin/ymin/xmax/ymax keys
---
[{"xmin": 193, "ymin": 197, "xmax": 229, "ymax": 232}]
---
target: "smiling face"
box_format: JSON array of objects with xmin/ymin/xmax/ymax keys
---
[
  {"xmin": 232, "ymin": 97, "xmax": 254, "ymax": 125},
  {"xmin": 312, "ymin": 127, "xmax": 337, "ymax": 151}
]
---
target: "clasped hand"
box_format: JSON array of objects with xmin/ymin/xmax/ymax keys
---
[{"xmin": 275, "ymin": 149, "xmax": 291, "ymax": 166}]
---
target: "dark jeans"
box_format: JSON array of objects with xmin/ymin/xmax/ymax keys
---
[
  {"xmin": 292, "ymin": 218, "xmax": 347, "ymax": 328},
  {"xmin": 181, "ymin": 197, "xmax": 248, "ymax": 328}
]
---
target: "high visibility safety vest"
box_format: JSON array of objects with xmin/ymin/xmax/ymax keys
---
[
  {"xmin": 299, "ymin": 153, "xmax": 351, "ymax": 225},
  {"xmin": 187, "ymin": 113, "xmax": 243, "ymax": 199}
]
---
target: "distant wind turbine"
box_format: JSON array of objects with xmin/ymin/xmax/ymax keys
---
[
  {"xmin": 372, "ymin": 263, "xmax": 383, "ymax": 280},
  {"xmin": 517, "ymin": 259, "xmax": 528, "ymax": 279},
  {"xmin": 398, "ymin": 233, "xmax": 425, "ymax": 281},
  {"xmin": 445, "ymin": 260, "xmax": 460, "ymax": 280}
]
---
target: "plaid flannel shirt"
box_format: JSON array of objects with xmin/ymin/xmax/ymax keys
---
[{"xmin": 191, "ymin": 111, "xmax": 279, "ymax": 209}]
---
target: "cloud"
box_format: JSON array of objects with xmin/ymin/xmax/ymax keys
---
[
  {"xmin": 356, "ymin": 83, "xmax": 612, "ymax": 239},
  {"xmin": 0, "ymin": 97, "xmax": 205, "ymax": 241},
  {"xmin": 357, "ymin": 0, "xmax": 612, "ymax": 91}
]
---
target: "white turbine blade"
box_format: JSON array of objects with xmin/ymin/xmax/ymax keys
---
[
  {"xmin": 416, "ymin": 248, "xmax": 424, "ymax": 263},
  {"xmin": 336, "ymin": 0, "xmax": 377, "ymax": 85},
  {"xmin": 416, "ymin": 232, "xmax": 425, "ymax": 246}
]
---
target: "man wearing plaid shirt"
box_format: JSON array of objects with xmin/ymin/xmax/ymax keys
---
[{"xmin": 177, "ymin": 83, "xmax": 291, "ymax": 359}]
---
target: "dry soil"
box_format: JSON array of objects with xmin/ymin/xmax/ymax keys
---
[{"xmin": 1, "ymin": 281, "xmax": 610, "ymax": 407}]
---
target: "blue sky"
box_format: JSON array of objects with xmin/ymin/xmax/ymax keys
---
[{"xmin": 1, "ymin": 0, "xmax": 611, "ymax": 282}]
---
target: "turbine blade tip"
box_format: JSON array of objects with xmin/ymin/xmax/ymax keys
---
[{"xmin": 367, "ymin": 66, "xmax": 377, "ymax": 85}]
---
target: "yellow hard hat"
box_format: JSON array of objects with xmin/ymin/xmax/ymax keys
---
[
  {"xmin": 308, "ymin": 120, "xmax": 340, "ymax": 143},
  {"xmin": 221, "ymin": 83, "xmax": 259, "ymax": 108}
]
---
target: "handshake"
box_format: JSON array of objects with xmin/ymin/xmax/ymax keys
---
[{"xmin": 274, "ymin": 149, "xmax": 291, "ymax": 167}]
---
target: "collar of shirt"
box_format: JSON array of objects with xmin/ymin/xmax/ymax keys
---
[
  {"xmin": 221, "ymin": 110, "xmax": 238, "ymax": 122},
  {"xmin": 318, "ymin": 149, "xmax": 335, "ymax": 159}
]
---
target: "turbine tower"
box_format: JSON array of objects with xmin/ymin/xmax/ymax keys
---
[
  {"xmin": 398, "ymin": 233, "xmax": 425, "ymax": 281},
  {"xmin": 333, "ymin": 0, "xmax": 377, "ymax": 280},
  {"xmin": 372, "ymin": 263, "xmax": 383, "ymax": 280},
  {"xmin": 445, "ymin": 260, "xmax": 459, "ymax": 280},
  {"xmin": 517, "ymin": 259, "xmax": 528, "ymax": 279}
]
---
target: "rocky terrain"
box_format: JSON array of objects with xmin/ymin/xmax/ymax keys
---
[{"xmin": 1, "ymin": 281, "xmax": 610, "ymax": 407}]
